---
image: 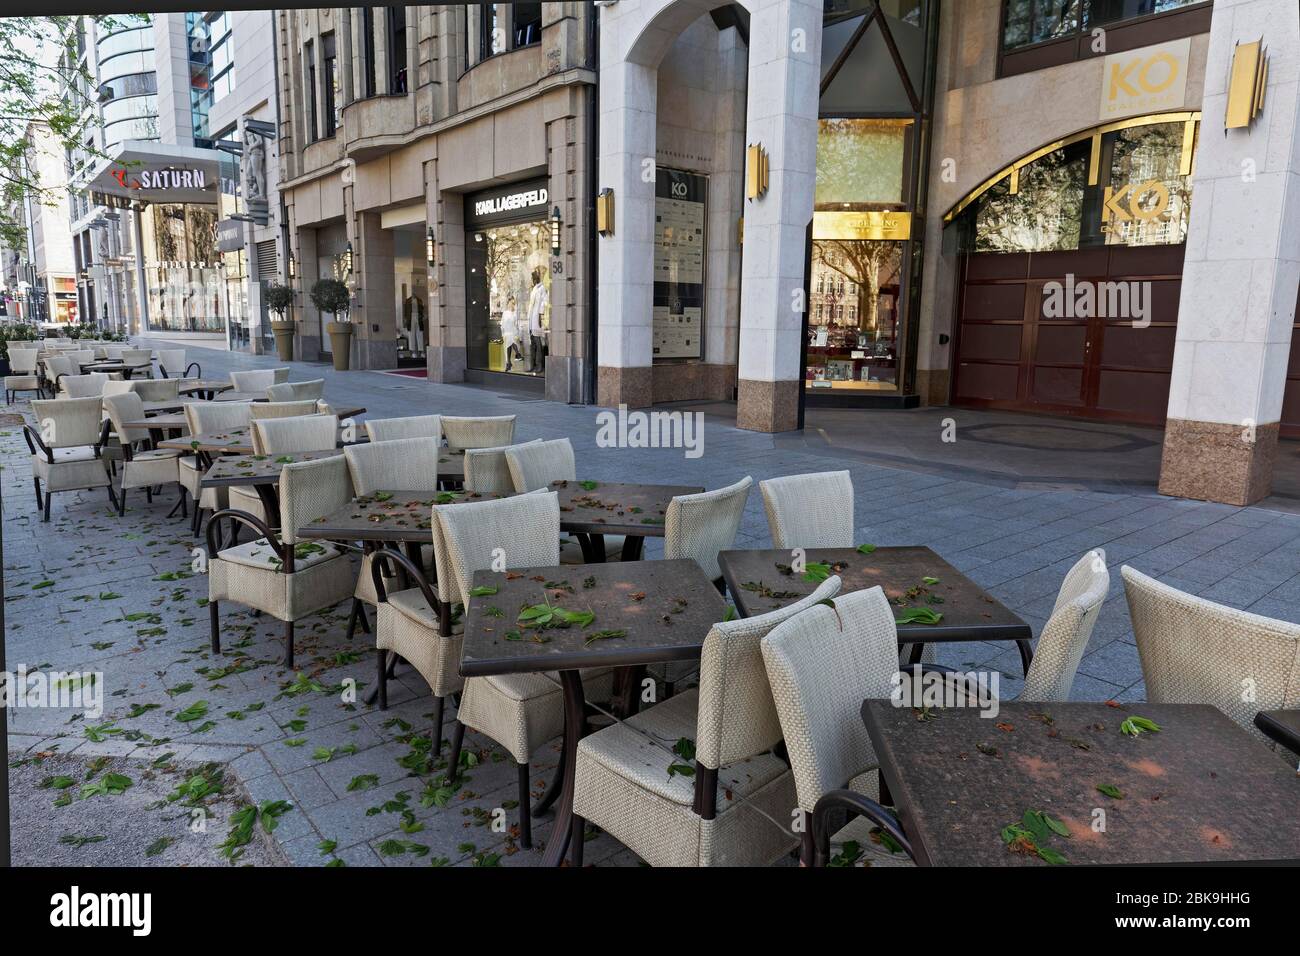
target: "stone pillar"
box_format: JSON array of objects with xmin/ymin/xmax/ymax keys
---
[
  {"xmin": 1159, "ymin": 0, "xmax": 1300, "ymax": 506},
  {"xmin": 428, "ymin": 158, "xmax": 468, "ymax": 383},
  {"xmin": 735, "ymin": 0, "xmax": 822, "ymax": 433},
  {"xmin": 596, "ymin": 52, "xmax": 657, "ymax": 408},
  {"xmin": 356, "ymin": 210, "xmax": 398, "ymax": 370},
  {"xmin": 295, "ymin": 224, "xmax": 322, "ymax": 361}
]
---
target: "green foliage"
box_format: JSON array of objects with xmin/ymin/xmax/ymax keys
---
[
  {"xmin": 309, "ymin": 278, "xmax": 351, "ymax": 320},
  {"xmin": 264, "ymin": 284, "xmax": 295, "ymax": 316}
]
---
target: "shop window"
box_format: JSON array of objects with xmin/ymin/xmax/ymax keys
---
[
  {"xmin": 465, "ymin": 209, "xmax": 552, "ymax": 377},
  {"xmin": 808, "ymin": 240, "xmax": 904, "ymax": 392},
  {"xmin": 962, "ymin": 119, "xmax": 1196, "ymax": 253},
  {"xmin": 1001, "ymin": 0, "xmax": 1210, "ymax": 53}
]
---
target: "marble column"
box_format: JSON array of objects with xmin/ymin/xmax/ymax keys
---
[
  {"xmin": 1159, "ymin": 0, "xmax": 1300, "ymax": 506},
  {"xmin": 736, "ymin": 0, "xmax": 822, "ymax": 433}
]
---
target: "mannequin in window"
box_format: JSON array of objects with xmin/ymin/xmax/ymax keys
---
[
  {"xmin": 401, "ymin": 286, "xmax": 426, "ymax": 357},
  {"xmin": 500, "ymin": 293, "xmax": 522, "ymax": 372},
  {"xmin": 524, "ymin": 266, "xmax": 549, "ymax": 374}
]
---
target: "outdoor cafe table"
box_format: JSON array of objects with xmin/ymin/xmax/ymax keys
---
[
  {"xmin": 461, "ymin": 558, "xmax": 728, "ymax": 866},
  {"xmin": 550, "ymin": 478, "xmax": 703, "ymax": 561},
  {"xmin": 718, "ymin": 546, "xmax": 1035, "ymax": 674},
  {"xmin": 860, "ymin": 699, "xmax": 1300, "ymax": 866},
  {"xmin": 201, "ymin": 449, "xmax": 346, "ymax": 519},
  {"xmin": 175, "ymin": 379, "xmax": 234, "ymax": 399},
  {"xmin": 1254, "ymin": 709, "xmax": 1300, "ymax": 759},
  {"xmin": 129, "ymin": 403, "xmax": 366, "ymax": 432},
  {"xmin": 80, "ymin": 359, "xmax": 154, "ymax": 379}
]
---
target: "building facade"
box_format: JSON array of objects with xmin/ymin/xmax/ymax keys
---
[
  {"xmin": 0, "ymin": 123, "xmax": 78, "ymax": 325},
  {"xmin": 270, "ymin": 1, "xmax": 1297, "ymax": 507},
  {"xmin": 275, "ymin": 4, "xmax": 597, "ymax": 400},
  {"xmin": 63, "ymin": 11, "xmax": 282, "ymax": 352}
]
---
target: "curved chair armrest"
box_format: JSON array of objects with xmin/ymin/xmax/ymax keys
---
[
  {"xmin": 205, "ymin": 508, "xmax": 286, "ymax": 563},
  {"xmin": 185, "ymin": 362, "xmax": 202, "ymax": 379},
  {"xmin": 22, "ymin": 423, "xmax": 54, "ymax": 463},
  {"xmin": 368, "ymin": 546, "xmax": 441, "ymax": 613},
  {"xmin": 812, "ymin": 789, "xmax": 914, "ymax": 866}
]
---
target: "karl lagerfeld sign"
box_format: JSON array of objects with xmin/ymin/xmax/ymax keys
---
[{"xmin": 466, "ymin": 179, "xmax": 549, "ymax": 227}]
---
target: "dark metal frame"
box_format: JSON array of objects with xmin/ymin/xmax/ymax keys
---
[
  {"xmin": 811, "ymin": 790, "xmax": 914, "ymax": 866},
  {"xmin": 204, "ymin": 507, "xmax": 298, "ymax": 667}
]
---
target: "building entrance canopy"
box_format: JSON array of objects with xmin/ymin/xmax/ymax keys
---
[{"xmin": 86, "ymin": 142, "xmax": 227, "ymax": 207}]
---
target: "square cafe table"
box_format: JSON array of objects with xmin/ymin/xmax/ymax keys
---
[
  {"xmin": 461, "ymin": 559, "xmax": 729, "ymax": 866},
  {"xmin": 550, "ymin": 478, "xmax": 703, "ymax": 561},
  {"xmin": 861, "ymin": 699, "xmax": 1300, "ymax": 866},
  {"xmin": 719, "ymin": 546, "xmax": 1035, "ymax": 673},
  {"xmin": 80, "ymin": 359, "xmax": 154, "ymax": 379}
]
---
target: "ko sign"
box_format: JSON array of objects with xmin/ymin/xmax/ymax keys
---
[{"xmin": 1099, "ymin": 38, "xmax": 1191, "ymax": 122}]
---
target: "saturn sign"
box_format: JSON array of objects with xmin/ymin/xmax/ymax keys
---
[{"xmin": 110, "ymin": 167, "xmax": 209, "ymax": 191}]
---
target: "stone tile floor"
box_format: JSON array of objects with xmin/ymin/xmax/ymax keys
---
[{"xmin": 7, "ymin": 342, "xmax": 1300, "ymax": 866}]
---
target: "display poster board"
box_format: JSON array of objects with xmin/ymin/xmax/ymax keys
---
[{"xmin": 653, "ymin": 168, "xmax": 707, "ymax": 360}]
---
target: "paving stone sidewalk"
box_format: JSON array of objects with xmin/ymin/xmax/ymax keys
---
[{"xmin": 6, "ymin": 342, "xmax": 1300, "ymax": 866}]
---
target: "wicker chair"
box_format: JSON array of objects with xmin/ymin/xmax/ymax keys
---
[
  {"xmin": 761, "ymin": 585, "xmax": 916, "ymax": 867},
  {"xmin": 265, "ymin": 379, "xmax": 325, "ymax": 402},
  {"xmin": 571, "ymin": 578, "xmax": 843, "ymax": 867},
  {"xmin": 121, "ymin": 349, "xmax": 154, "ymax": 377},
  {"xmin": 249, "ymin": 399, "xmax": 320, "ymax": 420},
  {"xmin": 101, "ymin": 392, "xmax": 184, "ymax": 517},
  {"xmin": 132, "ymin": 378, "xmax": 181, "ymax": 403},
  {"xmin": 180, "ymin": 401, "xmax": 253, "ymax": 537},
  {"xmin": 363, "ymin": 414, "xmax": 442, "ymax": 443},
  {"xmin": 59, "ymin": 373, "xmax": 110, "ymax": 399},
  {"xmin": 440, "ymin": 415, "xmax": 516, "ymax": 452},
  {"xmin": 504, "ymin": 437, "xmax": 621, "ymax": 562},
  {"xmin": 101, "ymin": 380, "xmax": 136, "ymax": 399},
  {"xmin": 226, "ymin": 415, "xmax": 339, "ymax": 524},
  {"xmin": 24, "ymin": 397, "xmax": 118, "ymax": 520},
  {"xmin": 1018, "ymin": 550, "xmax": 1110, "ymax": 701},
  {"xmin": 1122, "ymin": 566, "xmax": 1300, "ymax": 755},
  {"xmin": 342, "ymin": 437, "xmax": 443, "ymax": 640},
  {"xmin": 156, "ymin": 349, "xmax": 190, "ymax": 378},
  {"xmin": 5, "ymin": 348, "xmax": 41, "ymax": 403},
  {"xmin": 207, "ymin": 454, "xmax": 357, "ymax": 668},
  {"xmin": 103, "ymin": 345, "xmax": 126, "ymax": 361},
  {"xmin": 43, "ymin": 355, "xmax": 76, "ymax": 396},
  {"xmin": 464, "ymin": 441, "xmax": 539, "ymax": 493},
  {"xmin": 759, "ymin": 471, "xmax": 855, "ymax": 549},
  {"xmin": 230, "ymin": 367, "xmax": 290, "ymax": 391}
]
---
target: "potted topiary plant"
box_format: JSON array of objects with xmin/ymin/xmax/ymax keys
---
[
  {"xmin": 310, "ymin": 278, "xmax": 353, "ymax": 371},
  {"xmin": 265, "ymin": 283, "xmax": 297, "ymax": 361}
]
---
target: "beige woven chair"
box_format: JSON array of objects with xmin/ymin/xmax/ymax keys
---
[
  {"xmin": 504, "ymin": 437, "xmax": 621, "ymax": 562},
  {"xmin": 180, "ymin": 401, "xmax": 253, "ymax": 537},
  {"xmin": 1018, "ymin": 550, "xmax": 1110, "ymax": 701},
  {"xmin": 440, "ymin": 414, "xmax": 516, "ymax": 451},
  {"xmin": 249, "ymin": 399, "xmax": 320, "ymax": 420},
  {"xmin": 101, "ymin": 379, "xmax": 135, "ymax": 399},
  {"xmin": 132, "ymin": 378, "xmax": 181, "ymax": 403},
  {"xmin": 207, "ymin": 454, "xmax": 356, "ymax": 668},
  {"xmin": 59, "ymin": 373, "xmax": 110, "ymax": 399},
  {"xmin": 66, "ymin": 349, "xmax": 94, "ymax": 369},
  {"xmin": 226, "ymin": 415, "xmax": 339, "ymax": 523},
  {"xmin": 445, "ymin": 492, "xmax": 614, "ymax": 850},
  {"xmin": 229, "ymin": 367, "xmax": 290, "ymax": 391},
  {"xmin": 5, "ymin": 348, "xmax": 41, "ymax": 403},
  {"xmin": 43, "ymin": 355, "xmax": 76, "ymax": 396},
  {"xmin": 1123, "ymin": 566, "xmax": 1300, "ymax": 755},
  {"xmin": 265, "ymin": 379, "xmax": 325, "ymax": 402},
  {"xmin": 571, "ymin": 578, "xmax": 843, "ymax": 867},
  {"xmin": 156, "ymin": 349, "xmax": 188, "ymax": 378},
  {"xmin": 364, "ymin": 414, "xmax": 441, "ymax": 443},
  {"xmin": 760, "ymin": 471, "xmax": 855, "ymax": 549},
  {"xmin": 761, "ymin": 585, "xmax": 915, "ymax": 867},
  {"xmin": 103, "ymin": 344, "xmax": 126, "ymax": 361},
  {"xmin": 342, "ymin": 436, "xmax": 443, "ymax": 640},
  {"xmin": 121, "ymin": 349, "xmax": 153, "ymax": 376},
  {"xmin": 464, "ymin": 442, "xmax": 538, "ymax": 493},
  {"xmin": 25, "ymin": 396, "xmax": 118, "ymax": 520},
  {"xmin": 101, "ymin": 392, "xmax": 184, "ymax": 517}
]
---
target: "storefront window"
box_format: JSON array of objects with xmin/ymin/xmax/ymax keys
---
[
  {"xmin": 392, "ymin": 227, "xmax": 428, "ymax": 366},
  {"xmin": 816, "ymin": 118, "xmax": 911, "ymax": 207},
  {"xmin": 141, "ymin": 202, "xmax": 226, "ymax": 332},
  {"xmin": 466, "ymin": 221, "xmax": 550, "ymax": 376},
  {"xmin": 808, "ymin": 240, "xmax": 903, "ymax": 392},
  {"xmin": 968, "ymin": 120, "xmax": 1195, "ymax": 253}
]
